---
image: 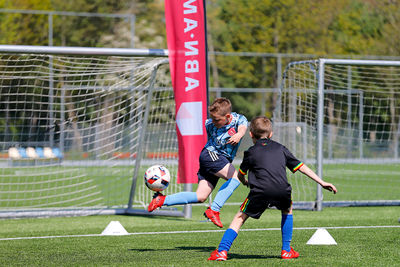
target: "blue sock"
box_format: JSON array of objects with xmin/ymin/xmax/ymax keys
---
[
  {"xmin": 164, "ymin": 192, "xmax": 198, "ymax": 206},
  {"xmin": 218, "ymin": 228, "xmax": 238, "ymax": 252},
  {"xmin": 281, "ymin": 214, "xmax": 293, "ymax": 252},
  {"xmin": 211, "ymin": 178, "xmax": 240, "ymax": 212}
]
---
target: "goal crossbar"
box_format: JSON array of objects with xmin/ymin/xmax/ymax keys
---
[{"xmin": 0, "ymin": 45, "xmax": 168, "ymax": 57}]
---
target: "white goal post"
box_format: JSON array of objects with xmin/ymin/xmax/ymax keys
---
[
  {"xmin": 274, "ymin": 58, "xmax": 400, "ymax": 210},
  {"xmin": 0, "ymin": 45, "xmax": 191, "ymax": 218}
]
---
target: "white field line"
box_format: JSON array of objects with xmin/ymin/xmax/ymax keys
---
[{"xmin": 0, "ymin": 225, "xmax": 399, "ymax": 241}]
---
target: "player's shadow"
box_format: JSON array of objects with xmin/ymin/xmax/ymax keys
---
[
  {"xmin": 122, "ymin": 213, "xmax": 187, "ymax": 223},
  {"xmin": 176, "ymin": 246, "xmax": 280, "ymax": 259},
  {"xmin": 175, "ymin": 246, "xmax": 219, "ymax": 252},
  {"xmin": 128, "ymin": 246, "xmax": 215, "ymax": 253},
  {"xmin": 228, "ymin": 253, "xmax": 281, "ymax": 260},
  {"xmin": 129, "ymin": 246, "xmax": 280, "ymax": 259}
]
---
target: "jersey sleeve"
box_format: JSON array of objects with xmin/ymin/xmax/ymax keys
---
[
  {"xmin": 205, "ymin": 118, "xmax": 212, "ymax": 128},
  {"xmin": 205, "ymin": 118, "xmax": 213, "ymax": 137},
  {"xmin": 237, "ymin": 114, "xmax": 248, "ymax": 127},
  {"xmin": 239, "ymin": 149, "xmax": 251, "ymax": 175},
  {"xmin": 283, "ymin": 146, "xmax": 303, "ymax": 173}
]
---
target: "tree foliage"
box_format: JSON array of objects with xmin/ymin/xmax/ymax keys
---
[
  {"xmin": 203, "ymin": 0, "xmax": 400, "ymax": 117},
  {"xmin": 0, "ymin": 0, "xmax": 51, "ymax": 45},
  {"xmin": 1, "ymin": 0, "xmax": 398, "ymax": 56},
  {"xmin": 1, "ymin": 0, "xmax": 400, "ymax": 141}
]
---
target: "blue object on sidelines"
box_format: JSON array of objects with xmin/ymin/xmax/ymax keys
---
[
  {"xmin": 35, "ymin": 147, "xmax": 45, "ymax": 158},
  {"xmin": 52, "ymin": 147, "xmax": 63, "ymax": 159},
  {"xmin": 17, "ymin": 148, "xmax": 28, "ymax": 158}
]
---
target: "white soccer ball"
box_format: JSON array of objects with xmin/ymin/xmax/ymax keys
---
[{"xmin": 144, "ymin": 165, "xmax": 171, "ymax": 192}]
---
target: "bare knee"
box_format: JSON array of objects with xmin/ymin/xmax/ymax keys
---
[
  {"xmin": 195, "ymin": 179, "xmax": 213, "ymax": 203},
  {"xmin": 196, "ymin": 195, "xmax": 208, "ymax": 203}
]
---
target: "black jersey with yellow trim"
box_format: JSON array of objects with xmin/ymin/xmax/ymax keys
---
[{"xmin": 239, "ymin": 138, "xmax": 302, "ymax": 196}]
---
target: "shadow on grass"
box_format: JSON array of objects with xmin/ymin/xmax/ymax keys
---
[
  {"xmin": 128, "ymin": 246, "xmax": 215, "ymax": 252},
  {"xmin": 129, "ymin": 245, "xmax": 281, "ymax": 259},
  {"xmin": 228, "ymin": 253, "xmax": 281, "ymax": 260},
  {"xmin": 122, "ymin": 213, "xmax": 187, "ymax": 222}
]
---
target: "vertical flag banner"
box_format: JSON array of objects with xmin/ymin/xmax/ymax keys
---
[{"xmin": 165, "ymin": 0, "xmax": 208, "ymax": 183}]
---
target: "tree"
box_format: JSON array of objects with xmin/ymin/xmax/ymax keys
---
[
  {"xmin": 0, "ymin": 0, "xmax": 51, "ymax": 45},
  {"xmin": 372, "ymin": 0, "xmax": 400, "ymax": 56},
  {"xmin": 51, "ymin": 0, "xmax": 130, "ymax": 47}
]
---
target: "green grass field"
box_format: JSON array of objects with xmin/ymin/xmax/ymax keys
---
[
  {"xmin": 2, "ymin": 162, "xmax": 399, "ymax": 210},
  {"xmin": 0, "ymin": 205, "xmax": 399, "ymax": 266},
  {"xmin": 1, "ymin": 162, "xmax": 399, "ymax": 266}
]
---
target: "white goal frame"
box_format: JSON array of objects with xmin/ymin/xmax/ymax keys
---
[
  {"xmin": 0, "ymin": 45, "xmax": 192, "ymax": 219},
  {"xmin": 276, "ymin": 58, "xmax": 400, "ymax": 210}
]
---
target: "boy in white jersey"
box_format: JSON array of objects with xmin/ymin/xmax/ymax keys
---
[{"xmin": 148, "ymin": 98, "xmax": 248, "ymax": 228}]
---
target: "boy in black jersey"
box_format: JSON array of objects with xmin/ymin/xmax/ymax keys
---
[{"xmin": 208, "ymin": 116, "xmax": 337, "ymax": 261}]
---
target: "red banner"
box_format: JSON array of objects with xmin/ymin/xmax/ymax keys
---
[{"xmin": 165, "ymin": 0, "xmax": 208, "ymax": 183}]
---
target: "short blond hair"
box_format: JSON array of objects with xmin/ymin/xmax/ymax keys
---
[
  {"xmin": 208, "ymin": 97, "xmax": 232, "ymax": 116},
  {"xmin": 250, "ymin": 116, "xmax": 272, "ymax": 139}
]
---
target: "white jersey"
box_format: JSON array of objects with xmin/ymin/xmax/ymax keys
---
[{"xmin": 204, "ymin": 112, "xmax": 248, "ymax": 161}]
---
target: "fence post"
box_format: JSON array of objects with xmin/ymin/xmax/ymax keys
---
[{"xmin": 316, "ymin": 59, "xmax": 325, "ymax": 211}]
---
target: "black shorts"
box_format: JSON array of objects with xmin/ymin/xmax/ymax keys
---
[
  {"xmin": 239, "ymin": 191, "xmax": 292, "ymax": 219},
  {"xmin": 197, "ymin": 148, "xmax": 231, "ymax": 188}
]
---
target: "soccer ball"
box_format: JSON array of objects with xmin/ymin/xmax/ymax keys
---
[{"xmin": 144, "ymin": 164, "xmax": 171, "ymax": 192}]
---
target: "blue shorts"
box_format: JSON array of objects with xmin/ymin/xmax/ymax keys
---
[{"xmin": 197, "ymin": 148, "xmax": 231, "ymax": 188}]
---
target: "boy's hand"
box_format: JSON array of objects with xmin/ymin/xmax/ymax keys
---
[
  {"xmin": 227, "ymin": 124, "xmax": 247, "ymax": 145},
  {"xmin": 321, "ymin": 182, "xmax": 337, "ymax": 194},
  {"xmin": 227, "ymin": 133, "xmax": 243, "ymax": 145},
  {"xmin": 238, "ymin": 172, "xmax": 248, "ymax": 187}
]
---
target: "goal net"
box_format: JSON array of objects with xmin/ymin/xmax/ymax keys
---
[
  {"xmin": 274, "ymin": 59, "xmax": 400, "ymax": 210},
  {"xmin": 0, "ymin": 45, "xmax": 187, "ymax": 218}
]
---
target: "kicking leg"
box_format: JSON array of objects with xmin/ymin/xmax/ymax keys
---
[
  {"xmin": 164, "ymin": 179, "xmax": 213, "ymax": 205},
  {"xmin": 148, "ymin": 179, "xmax": 213, "ymax": 212},
  {"xmin": 167, "ymin": 178, "xmax": 214, "ymax": 205}
]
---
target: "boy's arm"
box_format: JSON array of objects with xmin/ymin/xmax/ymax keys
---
[
  {"xmin": 238, "ymin": 172, "xmax": 248, "ymax": 186},
  {"xmin": 227, "ymin": 124, "xmax": 247, "ymax": 145},
  {"xmin": 298, "ymin": 164, "xmax": 337, "ymax": 194}
]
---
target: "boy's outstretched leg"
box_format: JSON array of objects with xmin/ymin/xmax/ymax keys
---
[
  {"xmin": 148, "ymin": 180, "xmax": 212, "ymax": 212},
  {"xmin": 148, "ymin": 191, "xmax": 198, "ymax": 212},
  {"xmin": 147, "ymin": 192, "xmax": 166, "ymax": 212}
]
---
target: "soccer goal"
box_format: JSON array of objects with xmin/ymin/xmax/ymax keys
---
[
  {"xmin": 274, "ymin": 59, "xmax": 400, "ymax": 210},
  {"xmin": 0, "ymin": 45, "xmax": 190, "ymax": 218}
]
